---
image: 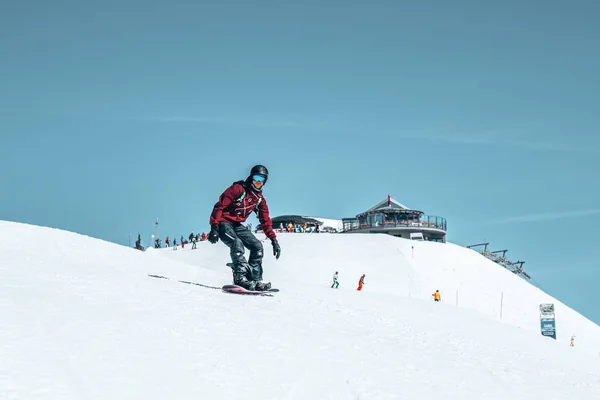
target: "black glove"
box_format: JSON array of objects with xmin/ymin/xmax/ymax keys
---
[
  {"xmin": 272, "ymin": 240, "xmax": 281, "ymax": 259},
  {"xmin": 208, "ymin": 225, "xmax": 219, "ymax": 244}
]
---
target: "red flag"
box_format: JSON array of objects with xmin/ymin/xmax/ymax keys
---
[{"xmin": 387, "ymin": 194, "xmax": 391, "ymax": 206}]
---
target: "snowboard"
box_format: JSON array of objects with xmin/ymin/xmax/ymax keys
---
[
  {"xmin": 223, "ymin": 263, "xmax": 279, "ymax": 294},
  {"xmin": 222, "ymin": 284, "xmax": 279, "ymax": 297}
]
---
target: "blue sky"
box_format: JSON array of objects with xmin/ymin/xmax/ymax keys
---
[{"xmin": 1, "ymin": 1, "xmax": 599, "ymax": 324}]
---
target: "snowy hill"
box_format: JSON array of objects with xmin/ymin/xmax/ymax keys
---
[{"xmin": 2, "ymin": 220, "xmax": 600, "ymax": 399}]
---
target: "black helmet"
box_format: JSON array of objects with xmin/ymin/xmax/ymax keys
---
[
  {"xmin": 250, "ymin": 165, "xmax": 269, "ymax": 180},
  {"xmin": 247, "ymin": 164, "xmax": 269, "ymax": 190}
]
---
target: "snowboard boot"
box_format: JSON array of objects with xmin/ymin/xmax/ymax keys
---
[
  {"xmin": 233, "ymin": 274, "xmax": 257, "ymax": 291},
  {"xmin": 254, "ymin": 281, "xmax": 272, "ymax": 291}
]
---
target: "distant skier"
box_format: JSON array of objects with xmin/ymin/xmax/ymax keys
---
[
  {"xmin": 134, "ymin": 233, "xmax": 144, "ymax": 251},
  {"xmin": 357, "ymin": 274, "xmax": 365, "ymax": 291},
  {"xmin": 208, "ymin": 165, "xmax": 281, "ymax": 291},
  {"xmin": 331, "ymin": 271, "xmax": 340, "ymax": 289},
  {"xmin": 191, "ymin": 236, "xmax": 197, "ymax": 249},
  {"xmin": 432, "ymin": 290, "xmax": 441, "ymax": 302}
]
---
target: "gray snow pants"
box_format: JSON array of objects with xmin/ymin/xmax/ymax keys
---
[{"xmin": 218, "ymin": 222, "xmax": 264, "ymax": 282}]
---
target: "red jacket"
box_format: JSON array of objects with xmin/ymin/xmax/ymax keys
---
[{"xmin": 209, "ymin": 181, "xmax": 277, "ymax": 241}]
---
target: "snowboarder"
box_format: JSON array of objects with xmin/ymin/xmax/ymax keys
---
[
  {"xmin": 357, "ymin": 274, "xmax": 365, "ymax": 291},
  {"xmin": 208, "ymin": 165, "xmax": 281, "ymax": 291},
  {"xmin": 134, "ymin": 233, "xmax": 144, "ymax": 251},
  {"xmin": 432, "ymin": 290, "xmax": 441, "ymax": 302},
  {"xmin": 331, "ymin": 271, "xmax": 339, "ymax": 288}
]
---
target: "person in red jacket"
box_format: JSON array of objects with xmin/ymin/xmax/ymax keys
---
[
  {"xmin": 357, "ymin": 274, "xmax": 365, "ymax": 291},
  {"xmin": 208, "ymin": 165, "xmax": 281, "ymax": 291}
]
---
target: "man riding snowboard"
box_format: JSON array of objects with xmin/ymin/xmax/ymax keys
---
[{"xmin": 208, "ymin": 165, "xmax": 281, "ymax": 291}]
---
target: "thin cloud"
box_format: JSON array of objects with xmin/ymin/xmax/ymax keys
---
[
  {"xmin": 396, "ymin": 133, "xmax": 501, "ymax": 146},
  {"xmin": 503, "ymin": 139, "xmax": 600, "ymax": 154},
  {"xmin": 132, "ymin": 115, "xmax": 304, "ymax": 128},
  {"xmin": 134, "ymin": 115, "xmax": 600, "ymax": 153},
  {"xmin": 395, "ymin": 133, "xmax": 600, "ymax": 154},
  {"xmin": 480, "ymin": 209, "xmax": 600, "ymax": 224}
]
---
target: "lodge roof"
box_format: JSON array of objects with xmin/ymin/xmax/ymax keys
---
[
  {"xmin": 351, "ymin": 195, "xmax": 424, "ymax": 217},
  {"xmin": 363, "ymin": 196, "xmax": 410, "ymax": 213},
  {"xmin": 271, "ymin": 215, "xmax": 322, "ymax": 225}
]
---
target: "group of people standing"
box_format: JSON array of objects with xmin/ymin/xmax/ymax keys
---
[{"xmin": 164, "ymin": 232, "xmax": 208, "ymax": 250}]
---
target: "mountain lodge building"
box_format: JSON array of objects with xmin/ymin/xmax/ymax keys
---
[{"xmin": 342, "ymin": 195, "xmax": 447, "ymax": 243}]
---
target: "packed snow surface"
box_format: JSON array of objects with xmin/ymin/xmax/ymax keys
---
[{"xmin": 1, "ymin": 220, "xmax": 600, "ymax": 399}]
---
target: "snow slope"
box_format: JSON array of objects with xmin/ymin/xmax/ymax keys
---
[
  {"xmin": 160, "ymin": 231, "xmax": 600, "ymax": 350},
  {"xmin": 2, "ymin": 220, "xmax": 600, "ymax": 399}
]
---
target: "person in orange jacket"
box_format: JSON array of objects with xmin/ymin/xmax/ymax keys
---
[
  {"xmin": 432, "ymin": 290, "xmax": 441, "ymax": 302},
  {"xmin": 357, "ymin": 274, "xmax": 366, "ymax": 291}
]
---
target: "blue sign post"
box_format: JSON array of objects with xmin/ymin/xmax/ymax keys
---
[{"xmin": 539, "ymin": 303, "xmax": 556, "ymax": 340}]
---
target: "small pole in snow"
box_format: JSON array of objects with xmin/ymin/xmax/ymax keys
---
[
  {"xmin": 412, "ymin": 245, "xmax": 414, "ymax": 259},
  {"xmin": 500, "ymin": 292, "xmax": 504, "ymax": 320}
]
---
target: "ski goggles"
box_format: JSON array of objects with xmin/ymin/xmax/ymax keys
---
[{"xmin": 252, "ymin": 174, "xmax": 266, "ymax": 182}]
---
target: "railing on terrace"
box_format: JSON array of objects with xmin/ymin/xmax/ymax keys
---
[{"xmin": 342, "ymin": 215, "xmax": 447, "ymax": 232}]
